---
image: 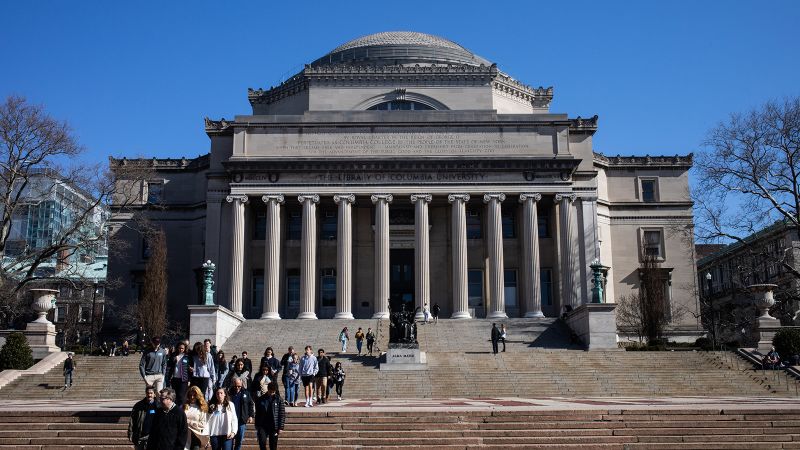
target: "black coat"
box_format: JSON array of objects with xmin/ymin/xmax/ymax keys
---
[
  {"xmin": 146, "ymin": 404, "xmax": 187, "ymax": 450},
  {"xmin": 230, "ymin": 388, "xmax": 255, "ymax": 422},
  {"xmin": 165, "ymin": 353, "xmax": 192, "ymax": 381},
  {"xmin": 316, "ymin": 356, "xmax": 332, "ymax": 377},
  {"xmin": 491, "ymin": 326, "xmax": 500, "ymax": 341},
  {"xmin": 255, "ymin": 393, "xmax": 285, "ymax": 431}
]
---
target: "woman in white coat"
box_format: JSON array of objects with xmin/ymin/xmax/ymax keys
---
[{"xmin": 206, "ymin": 387, "xmax": 238, "ymax": 450}]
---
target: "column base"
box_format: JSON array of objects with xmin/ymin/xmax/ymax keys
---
[
  {"xmin": 451, "ymin": 311, "xmax": 472, "ymax": 319},
  {"xmin": 414, "ymin": 312, "xmax": 424, "ymax": 321},
  {"xmin": 487, "ymin": 311, "xmax": 508, "ymax": 320},
  {"xmin": 260, "ymin": 312, "xmax": 281, "ymax": 320},
  {"xmin": 372, "ymin": 312, "xmax": 390, "ymax": 319},
  {"xmin": 334, "ymin": 312, "xmax": 355, "ymax": 319},
  {"xmin": 296, "ymin": 312, "xmax": 318, "ymax": 320},
  {"xmin": 524, "ymin": 311, "xmax": 545, "ymax": 318}
]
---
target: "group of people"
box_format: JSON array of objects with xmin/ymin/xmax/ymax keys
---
[
  {"xmin": 336, "ymin": 326, "xmax": 376, "ymax": 356},
  {"xmin": 490, "ymin": 323, "xmax": 508, "ymax": 354}
]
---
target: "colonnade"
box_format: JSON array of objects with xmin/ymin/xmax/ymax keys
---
[{"xmin": 225, "ymin": 192, "xmax": 584, "ymax": 319}]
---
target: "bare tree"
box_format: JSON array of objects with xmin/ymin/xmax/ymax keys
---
[
  {"xmin": 617, "ymin": 255, "xmax": 675, "ymax": 344},
  {"xmin": 137, "ymin": 229, "xmax": 167, "ymax": 339},
  {"xmin": 0, "ymin": 95, "xmax": 145, "ymax": 327}
]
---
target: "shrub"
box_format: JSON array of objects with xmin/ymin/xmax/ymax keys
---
[
  {"xmin": 695, "ymin": 337, "xmax": 713, "ymax": 351},
  {"xmin": 0, "ymin": 332, "xmax": 34, "ymax": 370},
  {"xmin": 773, "ymin": 328, "xmax": 800, "ymax": 359}
]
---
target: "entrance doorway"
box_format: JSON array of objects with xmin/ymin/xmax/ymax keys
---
[{"xmin": 389, "ymin": 249, "xmax": 414, "ymax": 313}]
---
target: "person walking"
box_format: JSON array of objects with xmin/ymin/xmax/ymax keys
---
[
  {"xmin": 299, "ymin": 346, "xmax": 318, "ymax": 407},
  {"xmin": 183, "ymin": 386, "xmax": 210, "ymax": 450},
  {"xmin": 491, "ymin": 323, "xmax": 500, "ymax": 355},
  {"xmin": 190, "ymin": 341, "xmax": 216, "ymax": 401},
  {"xmin": 432, "ymin": 303, "xmax": 440, "ymax": 324},
  {"xmin": 166, "ymin": 342, "xmax": 191, "ymax": 408},
  {"xmin": 224, "ymin": 358, "xmax": 251, "ymax": 390},
  {"xmin": 338, "ymin": 327, "xmax": 349, "ymax": 352},
  {"xmin": 500, "ymin": 323, "xmax": 508, "ymax": 352},
  {"xmin": 129, "ymin": 386, "xmax": 158, "ymax": 450},
  {"xmin": 228, "ymin": 378, "xmax": 255, "ymax": 450},
  {"xmin": 207, "ymin": 387, "xmax": 238, "ymax": 450},
  {"xmin": 279, "ymin": 346, "xmax": 294, "ymax": 402},
  {"xmin": 366, "ymin": 328, "xmax": 376, "ymax": 356},
  {"xmin": 259, "ymin": 347, "xmax": 281, "ymax": 383},
  {"xmin": 332, "ymin": 362, "xmax": 346, "ymax": 401},
  {"xmin": 254, "ymin": 382, "xmax": 285, "ymax": 450},
  {"xmin": 315, "ymin": 349, "xmax": 332, "ymax": 404},
  {"xmin": 354, "ymin": 328, "xmax": 365, "ymax": 356},
  {"xmin": 146, "ymin": 388, "xmax": 187, "ymax": 450},
  {"xmin": 251, "ymin": 364, "xmax": 272, "ymax": 401},
  {"xmin": 140, "ymin": 337, "xmax": 168, "ymax": 391},
  {"xmin": 423, "ymin": 303, "xmax": 431, "ymax": 324},
  {"xmin": 239, "ymin": 351, "xmax": 253, "ymax": 375},
  {"xmin": 215, "ymin": 351, "xmax": 230, "ymax": 390},
  {"xmin": 63, "ymin": 352, "xmax": 75, "ymax": 389},
  {"xmin": 285, "ymin": 353, "xmax": 300, "ymax": 406}
]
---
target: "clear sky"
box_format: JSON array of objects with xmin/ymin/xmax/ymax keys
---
[{"xmin": 1, "ymin": 1, "xmax": 798, "ymax": 164}]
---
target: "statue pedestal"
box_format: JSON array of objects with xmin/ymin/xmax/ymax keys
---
[
  {"xmin": 380, "ymin": 343, "xmax": 428, "ymax": 371},
  {"xmin": 25, "ymin": 321, "xmax": 60, "ymax": 360},
  {"xmin": 756, "ymin": 316, "xmax": 782, "ymax": 353}
]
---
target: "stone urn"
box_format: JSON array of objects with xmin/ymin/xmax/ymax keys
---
[
  {"xmin": 748, "ymin": 284, "xmax": 778, "ymax": 319},
  {"xmin": 30, "ymin": 289, "xmax": 59, "ymax": 324}
]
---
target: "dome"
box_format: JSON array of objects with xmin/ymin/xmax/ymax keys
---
[{"xmin": 310, "ymin": 31, "xmax": 491, "ymax": 67}]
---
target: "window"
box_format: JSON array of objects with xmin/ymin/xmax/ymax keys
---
[
  {"xmin": 643, "ymin": 230, "xmax": 663, "ymax": 258},
  {"xmin": 286, "ymin": 270, "xmax": 300, "ymax": 308},
  {"xmin": 146, "ymin": 182, "xmax": 163, "ymax": 204},
  {"xmin": 287, "ymin": 211, "xmax": 302, "ymax": 240},
  {"xmin": 504, "ymin": 270, "xmax": 517, "ymax": 307},
  {"xmin": 540, "ymin": 269, "xmax": 553, "ymax": 306},
  {"xmin": 466, "ymin": 209, "xmax": 482, "ymax": 239},
  {"xmin": 253, "ymin": 211, "xmax": 266, "ymax": 240},
  {"xmin": 468, "ymin": 270, "xmax": 483, "ymax": 307},
  {"xmin": 537, "ymin": 214, "xmax": 550, "ymax": 238},
  {"xmin": 321, "ymin": 269, "xmax": 336, "ymax": 307},
  {"xmin": 640, "ymin": 179, "xmax": 657, "ymax": 202},
  {"xmin": 79, "ymin": 305, "xmax": 91, "ymax": 323},
  {"xmin": 321, "ymin": 210, "xmax": 337, "ymax": 240},
  {"xmin": 55, "ymin": 305, "xmax": 67, "ymax": 323},
  {"xmin": 252, "ymin": 270, "xmax": 264, "ymax": 308},
  {"xmin": 367, "ymin": 100, "xmax": 434, "ymax": 111},
  {"xmin": 502, "ymin": 208, "xmax": 516, "ymax": 239}
]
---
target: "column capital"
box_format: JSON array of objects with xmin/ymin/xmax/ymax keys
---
[
  {"xmin": 483, "ymin": 193, "xmax": 506, "ymax": 203},
  {"xmin": 298, "ymin": 194, "xmax": 320, "ymax": 204},
  {"xmin": 371, "ymin": 194, "xmax": 393, "ymax": 204},
  {"xmin": 448, "ymin": 193, "xmax": 470, "ymax": 203},
  {"xmin": 519, "ymin": 193, "xmax": 542, "ymax": 203},
  {"xmin": 226, "ymin": 195, "xmax": 248, "ymax": 204},
  {"xmin": 554, "ymin": 193, "xmax": 577, "ymax": 203},
  {"xmin": 261, "ymin": 194, "xmax": 285, "ymax": 204},
  {"xmin": 333, "ymin": 194, "xmax": 356, "ymax": 204},
  {"xmin": 410, "ymin": 193, "xmax": 432, "ymax": 204}
]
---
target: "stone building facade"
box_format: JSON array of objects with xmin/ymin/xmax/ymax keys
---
[{"xmin": 108, "ymin": 32, "xmax": 699, "ymax": 335}]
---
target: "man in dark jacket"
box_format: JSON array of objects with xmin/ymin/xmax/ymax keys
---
[
  {"xmin": 229, "ymin": 377, "xmax": 255, "ymax": 450},
  {"xmin": 129, "ymin": 386, "xmax": 157, "ymax": 450},
  {"xmin": 146, "ymin": 388, "xmax": 187, "ymax": 450},
  {"xmin": 254, "ymin": 382, "xmax": 285, "ymax": 450},
  {"xmin": 239, "ymin": 351, "xmax": 253, "ymax": 375},
  {"xmin": 491, "ymin": 323, "xmax": 500, "ymax": 355},
  {"xmin": 315, "ymin": 349, "xmax": 332, "ymax": 403}
]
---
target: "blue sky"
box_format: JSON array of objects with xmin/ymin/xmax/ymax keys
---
[{"xmin": 1, "ymin": 1, "xmax": 798, "ymax": 164}]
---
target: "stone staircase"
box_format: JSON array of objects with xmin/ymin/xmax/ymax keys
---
[
  {"xmin": 1, "ymin": 407, "xmax": 800, "ymax": 449},
  {"xmin": 2, "ymin": 319, "xmax": 800, "ymax": 400}
]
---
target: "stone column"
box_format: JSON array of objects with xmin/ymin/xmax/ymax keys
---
[
  {"xmin": 484, "ymin": 193, "xmax": 508, "ymax": 319},
  {"xmin": 371, "ymin": 194, "xmax": 392, "ymax": 319},
  {"xmin": 297, "ymin": 194, "xmax": 319, "ymax": 320},
  {"xmin": 556, "ymin": 193, "xmax": 577, "ymax": 310},
  {"xmin": 261, "ymin": 194, "xmax": 284, "ymax": 319},
  {"xmin": 334, "ymin": 194, "xmax": 356, "ymax": 319},
  {"xmin": 226, "ymin": 195, "xmax": 248, "ymax": 316},
  {"xmin": 520, "ymin": 193, "xmax": 544, "ymax": 318},
  {"xmin": 411, "ymin": 194, "xmax": 432, "ymax": 320},
  {"xmin": 449, "ymin": 194, "xmax": 471, "ymax": 319}
]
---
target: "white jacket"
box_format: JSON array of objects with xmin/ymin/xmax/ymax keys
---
[{"xmin": 206, "ymin": 403, "xmax": 238, "ymax": 437}]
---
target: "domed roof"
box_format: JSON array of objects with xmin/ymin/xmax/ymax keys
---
[{"xmin": 310, "ymin": 31, "xmax": 491, "ymax": 67}]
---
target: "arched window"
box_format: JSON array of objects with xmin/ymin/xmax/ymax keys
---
[{"xmin": 367, "ymin": 100, "xmax": 434, "ymax": 111}]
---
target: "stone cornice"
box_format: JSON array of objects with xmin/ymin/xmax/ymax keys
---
[
  {"xmin": 568, "ymin": 115, "xmax": 598, "ymax": 133},
  {"xmin": 593, "ymin": 152, "xmax": 693, "ymax": 169},
  {"xmin": 248, "ymin": 73, "xmax": 309, "ymax": 106},
  {"xmin": 109, "ymin": 154, "xmax": 210, "ymax": 171},
  {"xmin": 204, "ymin": 117, "xmax": 234, "ymax": 136},
  {"xmin": 493, "ymin": 72, "xmax": 553, "ymax": 108}
]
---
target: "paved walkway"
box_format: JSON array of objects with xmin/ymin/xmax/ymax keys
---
[{"xmin": 1, "ymin": 396, "xmax": 798, "ymax": 412}]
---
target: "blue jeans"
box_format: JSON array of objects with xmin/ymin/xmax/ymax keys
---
[
  {"xmin": 356, "ymin": 340, "xmax": 363, "ymax": 354},
  {"xmin": 210, "ymin": 435, "xmax": 233, "ymax": 450},
  {"xmin": 233, "ymin": 424, "xmax": 247, "ymax": 450},
  {"xmin": 64, "ymin": 370, "xmax": 73, "ymax": 387},
  {"xmin": 286, "ymin": 381, "xmax": 297, "ymax": 403}
]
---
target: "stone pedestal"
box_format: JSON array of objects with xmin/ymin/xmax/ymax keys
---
[
  {"xmin": 756, "ymin": 316, "xmax": 782, "ymax": 353},
  {"xmin": 565, "ymin": 303, "xmax": 618, "ymax": 350},
  {"xmin": 24, "ymin": 322, "xmax": 60, "ymax": 360},
  {"xmin": 380, "ymin": 344, "xmax": 428, "ymax": 371},
  {"xmin": 188, "ymin": 304, "xmax": 244, "ymax": 349}
]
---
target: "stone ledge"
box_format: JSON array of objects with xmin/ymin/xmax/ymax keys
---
[
  {"xmin": 566, "ymin": 303, "xmax": 619, "ymax": 351},
  {"xmin": 188, "ymin": 305, "xmax": 244, "ymax": 349},
  {"xmin": 0, "ymin": 351, "xmax": 67, "ymax": 391}
]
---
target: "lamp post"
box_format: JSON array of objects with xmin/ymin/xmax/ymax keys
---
[
  {"xmin": 705, "ymin": 272, "xmax": 715, "ymax": 351},
  {"xmin": 89, "ymin": 279, "xmax": 98, "ymax": 354}
]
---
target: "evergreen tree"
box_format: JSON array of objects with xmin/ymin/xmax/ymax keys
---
[{"xmin": 0, "ymin": 332, "xmax": 33, "ymax": 370}]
